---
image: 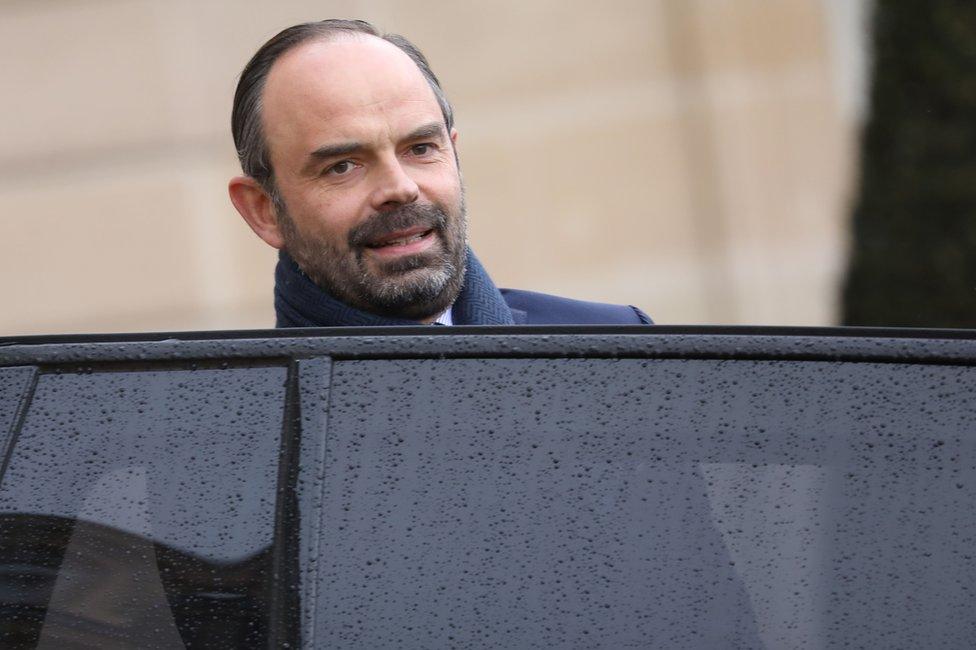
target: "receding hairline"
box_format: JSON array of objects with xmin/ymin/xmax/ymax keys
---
[
  {"xmin": 264, "ymin": 30, "xmax": 432, "ymax": 97},
  {"xmin": 259, "ymin": 33, "xmax": 446, "ymax": 168},
  {"xmin": 271, "ymin": 27, "xmax": 382, "ymax": 62},
  {"xmin": 232, "ymin": 19, "xmax": 456, "ymax": 193}
]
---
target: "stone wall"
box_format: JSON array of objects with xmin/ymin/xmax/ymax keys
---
[{"xmin": 0, "ymin": 0, "xmax": 867, "ymax": 334}]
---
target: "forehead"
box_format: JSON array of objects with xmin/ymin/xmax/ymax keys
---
[{"xmin": 261, "ymin": 36, "xmax": 442, "ymax": 155}]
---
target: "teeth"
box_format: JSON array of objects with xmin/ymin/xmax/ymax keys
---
[{"xmin": 379, "ymin": 232, "xmax": 425, "ymax": 247}]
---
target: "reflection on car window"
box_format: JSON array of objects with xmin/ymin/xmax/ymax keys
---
[{"xmin": 0, "ymin": 366, "xmax": 286, "ymax": 648}]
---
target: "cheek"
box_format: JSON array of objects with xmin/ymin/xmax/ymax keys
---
[
  {"xmin": 290, "ymin": 194, "xmax": 361, "ymax": 244},
  {"xmin": 421, "ymin": 167, "xmax": 463, "ymax": 205}
]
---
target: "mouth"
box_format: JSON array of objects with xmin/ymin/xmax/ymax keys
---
[{"xmin": 364, "ymin": 227, "xmax": 437, "ymax": 257}]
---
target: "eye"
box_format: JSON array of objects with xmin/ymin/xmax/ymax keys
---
[
  {"xmin": 409, "ymin": 143, "xmax": 435, "ymax": 156},
  {"xmin": 326, "ymin": 160, "xmax": 356, "ymax": 176}
]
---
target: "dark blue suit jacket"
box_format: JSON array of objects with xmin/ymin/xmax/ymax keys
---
[{"xmin": 501, "ymin": 289, "xmax": 653, "ymax": 325}]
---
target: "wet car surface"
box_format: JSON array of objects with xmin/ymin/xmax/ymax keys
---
[{"xmin": 0, "ymin": 325, "xmax": 974, "ymax": 648}]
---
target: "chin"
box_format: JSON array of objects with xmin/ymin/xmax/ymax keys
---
[
  {"xmin": 364, "ymin": 259, "xmax": 466, "ymax": 321},
  {"xmin": 369, "ymin": 272, "xmax": 456, "ymax": 320}
]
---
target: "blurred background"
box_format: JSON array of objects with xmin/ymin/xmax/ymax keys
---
[{"xmin": 1, "ymin": 0, "xmax": 972, "ymax": 335}]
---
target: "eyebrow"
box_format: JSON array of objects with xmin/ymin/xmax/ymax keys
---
[
  {"xmin": 404, "ymin": 121, "xmax": 448, "ymax": 142},
  {"xmin": 302, "ymin": 141, "xmax": 362, "ymax": 176},
  {"xmin": 301, "ymin": 122, "xmax": 448, "ymax": 177}
]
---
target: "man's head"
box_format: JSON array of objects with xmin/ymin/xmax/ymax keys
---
[{"xmin": 228, "ymin": 20, "xmax": 467, "ymax": 321}]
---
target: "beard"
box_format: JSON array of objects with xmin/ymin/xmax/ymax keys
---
[{"xmin": 277, "ymin": 196, "xmax": 468, "ymax": 322}]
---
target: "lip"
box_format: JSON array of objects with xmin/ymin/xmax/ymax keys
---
[{"xmin": 364, "ymin": 227, "xmax": 437, "ymax": 258}]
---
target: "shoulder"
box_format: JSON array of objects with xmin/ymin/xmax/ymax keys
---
[{"xmin": 500, "ymin": 288, "xmax": 653, "ymax": 325}]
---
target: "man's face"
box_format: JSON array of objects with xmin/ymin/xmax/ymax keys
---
[{"xmin": 261, "ymin": 36, "xmax": 467, "ymax": 321}]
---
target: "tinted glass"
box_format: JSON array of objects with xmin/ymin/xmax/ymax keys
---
[
  {"xmin": 0, "ymin": 367, "xmax": 35, "ymax": 452},
  {"xmin": 311, "ymin": 357, "xmax": 976, "ymax": 648},
  {"xmin": 0, "ymin": 366, "xmax": 287, "ymax": 648}
]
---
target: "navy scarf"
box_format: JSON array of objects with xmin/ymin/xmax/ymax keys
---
[{"xmin": 274, "ymin": 248, "xmax": 515, "ymax": 327}]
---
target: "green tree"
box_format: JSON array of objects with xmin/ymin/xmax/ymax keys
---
[{"xmin": 842, "ymin": 1, "xmax": 976, "ymax": 327}]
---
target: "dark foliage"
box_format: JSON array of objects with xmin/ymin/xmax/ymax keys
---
[{"xmin": 842, "ymin": 1, "xmax": 976, "ymax": 327}]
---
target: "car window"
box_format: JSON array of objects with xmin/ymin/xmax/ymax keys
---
[
  {"xmin": 0, "ymin": 367, "xmax": 34, "ymax": 453},
  {"xmin": 0, "ymin": 365, "xmax": 286, "ymax": 648},
  {"xmin": 310, "ymin": 356, "xmax": 976, "ymax": 648}
]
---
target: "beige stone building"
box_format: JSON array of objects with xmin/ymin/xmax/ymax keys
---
[{"xmin": 0, "ymin": 0, "xmax": 869, "ymax": 335}]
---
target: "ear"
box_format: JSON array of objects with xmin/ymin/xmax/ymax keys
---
[
  {"xmin": 228, "ymin": 175, "xmax": 285, "ymax": 249},
  {"xmin": 449, "ymin": 127, "xmax": 460, "ymax": 167}
]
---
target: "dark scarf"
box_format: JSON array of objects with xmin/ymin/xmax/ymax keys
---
[{"xmin": 274, "ymin": 248, "xmax": 515, "ymax": 327}]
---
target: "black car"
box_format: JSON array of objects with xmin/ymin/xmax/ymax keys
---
[{"xmin": 1, "ymin": 326, "xmax": 974, "ymax": 648}]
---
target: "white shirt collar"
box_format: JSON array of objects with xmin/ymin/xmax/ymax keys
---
[{"xmin": 434, "ymin": 306, "xmax": 453, "ymax": 326}]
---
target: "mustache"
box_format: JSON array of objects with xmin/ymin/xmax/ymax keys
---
[{"xmin": 348, "ymin": 203, "xmax": 448, "ymax": 248}]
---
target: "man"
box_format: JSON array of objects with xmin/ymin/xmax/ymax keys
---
[{"xmin": 228, "ymin": 20, "xmax": 652, "ymax": 327}]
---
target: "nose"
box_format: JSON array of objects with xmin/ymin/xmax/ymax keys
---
[{"xmin": 369, "ymin": 157, "xmax": 419, "ymax": 211}]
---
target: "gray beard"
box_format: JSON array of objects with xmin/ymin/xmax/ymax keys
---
[{"xmin": 277, "ymin": 199, "xmax": 468, "ymax": 321}]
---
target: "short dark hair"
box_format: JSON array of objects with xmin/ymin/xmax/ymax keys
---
[{"xmin": 231, "ymin": 19, "xmax": 455, "ymax": 195}]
